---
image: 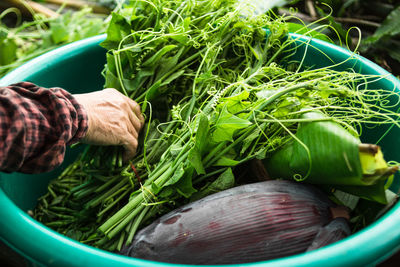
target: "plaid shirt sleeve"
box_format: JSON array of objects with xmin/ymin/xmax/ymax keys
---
[{"xmin": 0, "ymin": 82, "xmax": 88, "ymax": 174}]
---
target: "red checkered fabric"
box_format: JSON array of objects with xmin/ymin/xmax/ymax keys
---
[{"xmin": 0, "ymin": 82, "xmax": 88, "ymax": 173}]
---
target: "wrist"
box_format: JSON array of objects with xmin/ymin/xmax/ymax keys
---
[{"xmin": 69, "ymin": 93, "xmax": 89, "ymax": 144}]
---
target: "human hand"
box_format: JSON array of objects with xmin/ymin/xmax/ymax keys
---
[{"xmin": 73, "ymin": 88, "xmax": 144, "ymax": 160}]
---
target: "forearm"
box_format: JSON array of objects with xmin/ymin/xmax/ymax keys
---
[{"xmin": 0, "ymin": 82, "xmax": 88, "ymax": 173}]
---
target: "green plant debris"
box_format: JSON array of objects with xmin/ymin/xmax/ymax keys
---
[{"xmin": 0, "ymin": 7, "xmax": 106, "ymax": 77}]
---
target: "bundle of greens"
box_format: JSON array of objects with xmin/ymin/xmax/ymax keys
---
[{"xmin": 33, "ymin": 0, "xmax": 400, "ymax": 253}]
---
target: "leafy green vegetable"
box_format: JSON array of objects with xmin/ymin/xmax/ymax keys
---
[{"xmin": 212, "ymin": 105, "xmax": 252, "ymax": 143}]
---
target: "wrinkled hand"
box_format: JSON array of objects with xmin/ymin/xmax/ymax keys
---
[{"xmin": 73, "ymin": 88, "xmax": 144, "ymax": 160}]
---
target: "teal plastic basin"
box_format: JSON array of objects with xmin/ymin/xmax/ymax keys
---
[{"xmin": 1, "ymin": 34, "xmax": 400, "ymax": 267}]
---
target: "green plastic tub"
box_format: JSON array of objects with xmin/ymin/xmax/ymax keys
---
[{"xmin": 1, "ymin": 34, "xmax": 400, "ymax": 267}]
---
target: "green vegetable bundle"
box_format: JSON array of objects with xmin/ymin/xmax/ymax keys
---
[{"xmin": 34, "ymin": 0, "xmax": 400, "ymax": 252}]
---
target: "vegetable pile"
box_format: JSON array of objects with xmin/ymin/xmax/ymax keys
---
[
  {"xmin": 0, "ymin": 5, "xmax": 106, "ymax": 77},
  {"xmin": 33, "ymin": 0, "xmax": 400, "ymax": 262}
]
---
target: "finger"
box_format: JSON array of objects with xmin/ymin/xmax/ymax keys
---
[
  {"xmin": 126, "ymin": 98, "xmax": 145, "ymax": 126},
  {"xmin": 127, "ymin": 109, "xmax": 142, "ymax": 134},
  {"xmin": 122, "ymin": 134, "xmax": 138, "ymax": 161},
  {"xmin": 125, "ymin": 116, "xmax": 139, "ymax": 139}
]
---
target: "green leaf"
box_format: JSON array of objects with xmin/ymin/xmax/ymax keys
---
[
  {"xmin": 49, "ymin": 9, "xmax": 104, "ymax": 44},
  {"xmin": 161, "ymin": 69, "xmax": 185, "ymax": 86},
  {"xmin": 190, "ymin": 168, "xmax": 235, "ymax": 201},
  {"xmin": 213, "ymin": 156, "xmax": 240, "ymax": 167},
  {"xmin": 78, "ymin": 20, "xmax": 103, "ymax": 40},
  {"xmin": 0, "ymin": 30, "xmax": 17, "ymax": 66},
  {"xmin": 188, "ymin": 146, "xmax": 206, "ymax": 175},
  {"xmin": 220, "ymin": 90, "xmax": 251, "ymax": 114},
  {"xmin": 248, "ymin": 43, "xmax": 262, "ymax": 61},
  {"xmin": 183, "ymin": 17, "xmax": 191, "ymax": 31},
  {"xmin": 130, "ymin": 68, "xmax": 155, "ymax": 90},
  {"xmin": 158, "ymin": 187, "xmax": 175, "ymax": 198},
  {"xmin": 154, "ymin": 47, "xmax": 185, "ymax": 80},
  {"xmin": 240, "ymin": 125, "xmax": 264, "ymax": 155},
  {"xmin": 170, "ymin": 33, "xmax": 190, "ymax": 45},
  {"xmin": 163, "ymin": 163, "xmax": 185, "ymax": 187},
  {"xmin": 195, "ymin": 113, "xmax": 210, "ymax": 154},
  {"xmin": 142, "ymin": 45, "xmax": 177, "ymax": 67},
  {"xmin": 49, "ymin": 13, "xmax": 70, "ymax": 44},
  {"xmin": 144, "ymin": 80, "xmax": 162, "ymax": 105},
  {"xmin": 211, "ymin": 105, "xmax": 252, "ymax": 143},
  {"xmin": 366, "ymin": 6, "xmax": 400, "ymax": 44},
  {"xmin": 0, "ymin": 29, "xmax": 7, "ymax": 41},
  {"xmin": 272, "ymin": 97, "xmax": 301, "ymax": 117},
  {"xmin": 101, "ymin": 12, "xmax": 131, "ymax": 50},
  {"xmin": 223, "ymin": 90, "xmax": 250, "ymax": 102},
  {"xmin": 175, "ymin": 166, "xmax": 197, "ymax": 198}
]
